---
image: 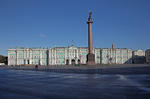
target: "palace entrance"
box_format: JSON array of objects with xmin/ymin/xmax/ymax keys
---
[
  {"xmin": 71, "ymin": 59, "xmax": 75, "ymax": 65},
  {"xmin": 78, "ymin": 59, "xmax": 80, "ymax": 65},
  {"xmin": 66, "ymin": 59, "xmax": 69, "ymax": 65},
  {"xmin": 27, "ymin": 60, "xmax": 30, "ymax": 64}
]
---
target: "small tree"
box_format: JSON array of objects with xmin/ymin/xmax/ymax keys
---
[{"xmin": 0, "ymin": 55, "xmax": 8, "ymax": 65}]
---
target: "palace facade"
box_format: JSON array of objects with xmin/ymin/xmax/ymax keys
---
[{"xmin": 8, "ymin": 45, "xmax": 140, "ymax": 66}]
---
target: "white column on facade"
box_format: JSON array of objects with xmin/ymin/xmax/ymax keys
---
[
  {"xmin": 40, "ymin": 50, "xmax": 42, "ymax": 65},
  {"xmin": 51, "ymin": 49, "xmax": 53, "ymax": 65},
  {"xmin": 29, "ymin": 50, "xmax": 31, "ymax": 64},
  {"xmin": 49, "ymin": 50, "xmax": 51, "ymax": 65},
  {"xmin": 64, "ymin": 48, "xmax": 66, "ymax": 64},
  {"xmin": 121, "ymin": 50, "xmax": 123, "ymax": 64},
  {"xmin": 16, "ymin": 50, "xmax": 17, "ymax": 65},
  {"xmin": 55, "ymin": 49, "xmax": 56, "ymax": 65},
  {"xmin": 49, "ymin": 49, "xmax": 52, "ymax": 65},
  {"xmin": 8, "ymin": 51, "xmax": 9, "ymax": 65},
  {"xmin": 52, "ymin": 49, "xmax": 54, "ymax": 65},
  {"xmin": 95, "ymin": 49, "xmax": 96, "ymax": 63},
  {"xmin": 115, "ymin": 49, "xmax": 117, "ymax": 64}
]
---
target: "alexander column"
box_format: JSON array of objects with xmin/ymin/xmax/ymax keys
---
[{"xmin": 87, "ymin": 11, "xmax": 95, "ymax": 65}]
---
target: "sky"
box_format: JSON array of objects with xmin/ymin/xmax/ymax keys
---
[{"xmin": 0, "ymin": 0, "xmax": 150, "ymax": 56}]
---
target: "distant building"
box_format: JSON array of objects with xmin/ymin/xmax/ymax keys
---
[
  {"xmin": 100, "ymin": 48, "xmax": 132, "ymax": 64},
  {"xmin": 8, "ymin": 46, "xmax": 135, "ymax": 66},
  {"xmin": 145, "ymin": 49, "xmax": 150, "ymax": 64},
  {"xmin": 132, "ymin": 50, "xmax": 145, "ymax": 64},
  {"xmin": 49, "ymin": 46, "xmax": 88, "ymax": 65},
  {"xmin": 8, "ymin": 48, "xmax": 48, "ymax": 66}
]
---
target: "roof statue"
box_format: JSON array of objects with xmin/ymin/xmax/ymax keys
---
[{"xmin": 89, "ymin": 11, "xmax": 92, "ymax": 18}]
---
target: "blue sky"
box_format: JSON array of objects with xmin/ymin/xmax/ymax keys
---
[{"xmin": 0, "ymin": 0, "xmax": 150, "ymax": 56}]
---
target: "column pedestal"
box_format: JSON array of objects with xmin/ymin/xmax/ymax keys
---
[{"xmin": 87, "ymin": 53, "xmax": 95, "ymax": 65}]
